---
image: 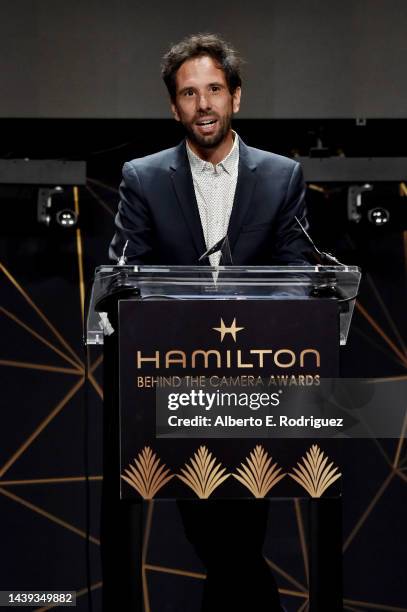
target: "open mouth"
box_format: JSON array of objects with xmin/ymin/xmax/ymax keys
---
[
  {"xmin": 195, "ymin": 118, "xmax": 218, "ymax": 135},
  {"xmin": 196, "ymin": 119, "xmax": 217, "ymax": 126}
]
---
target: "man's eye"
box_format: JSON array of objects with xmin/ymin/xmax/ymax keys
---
[
  {"xmin": 183, "ymin": 90, "xmax": 194, "ymax": 97},
  {"xmin": 210, "ymin": 86, "xmax": 221, "ymax": 92}
]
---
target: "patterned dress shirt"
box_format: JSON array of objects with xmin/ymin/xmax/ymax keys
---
[{"xmin": 187, "ymin": 133, "xmax": 239, "ymax": 266}]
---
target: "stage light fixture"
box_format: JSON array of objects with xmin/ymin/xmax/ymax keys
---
[
  {"xmin": 346, "ymin": 183, "xmax": 406, "ymax": 229},
  {"xmin": 367, "ymin": 207, "xmax": 390, "ymax": 226},
  {"xmin": 56, "ymin": 209, "xmax": 78, "ymax": 227},
  {"xmin": 37, "ymin": 186, "xmax": 78, "ymax": 228}
]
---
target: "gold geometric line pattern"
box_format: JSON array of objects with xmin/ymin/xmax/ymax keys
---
[
  {"xmin": 298, "ymin": 601, "xmax": 309, "ymax": 612},
  {"xmin": 0, "ymin": 307, "xmax": 83, "ymax": 372},
  {"xmin": 87, "ymin": 176, "xmax": 119, "ymax": 195},
  {"xmin": 0, "ymin": 376, "xmax": 84, "ymax": 479},
  {"xmin": 395, "ymin": 470, "xmax": 407, "ymax": 484},
  {"xmin": 73, "ymin": 186, "xmax": 85, "ymax": 330},
  {"xmin": 89, "ymin": 352, "xmax": 103, "ymax": 374},
  {"xmin": 0, "ymin": 195, "xmax": 106, "ymax": 608},
  {"xmin": 144, "ymin": 563, "xmax": 206, "ymax": 580},
  {"xmin": 87, "ymin": 370, "xmax": 103, "ymax": 400},
  {"xmin": 0, "ymin": 359, "xmax": 81, "ymax": 375},
  {"xmin": 144, "ymin": 563, "xmax": 311, "ymax": 599},
  {"xmin": 353, "ymin": 325, "xmax": 407, "ymax": 370},
  {"xmin": 145, "ymin": 559, "xmax": 308, "ymax": 601},
  {"xmin": 87, "ymin": 353, "xmax": 104, "ymax": 398},
  {"xmin": 142, "ymin": 501, "xmax": 154, "ymax": 612},
  {"xmin": 85, "ymin": 183, "xmax": 115, "ymax": 217},
  {"xmin": 345, "ymin": 231, "xmax": 407, "ymax": 368},
  {"xmin": 327, "ymin": 234, "xmax": 405, "ymax": 610},
  {"xmin": 366, "ymin": 437, "xmax": 394, "ymax": 474},
  {"xmin": 122, "ymin": 448, "xmax": 174, "ymax": 499},
  {"xmin": 393, "ymin": 408, "xmax": 407, "ymax": 468},
  {"xmin": 0, "ymin": 261, "xmax": 83, "ymax": 368},
  {"xmin": 337, "ymin": 378, "xmax": 394, "ymax": 469},
  {"xmin": 35, "ymin": 581, "xmax": 103, "ymax": 612},
  {"xmin": 0, "ymin": 476, "xmax": 102, "ymax": 486},
  {"xmin": 308, "ymin": 183, "xmax": 326, "ymax": 193},
  {"xmin": 343, "ymin": 471, "xmax": 395, "ymax": 552},
  {"xmin": 289, "ymin": 445, "xmax": 341, "ymax": 498},
  {"xmin": 404, "ymin": 230, "xmax": 407, "ymax": 279},
  {"xmin": 177, "ymin": 445, "xmax": 230, "ymax": 498},
  {"xmin": 143, "ymin": 522, "xmax": 309, "ymax": 599},
  {"xmin": 399, "ymin": 450, "xmax": 407, "ymax": 468},
  {"xmin": 344, "ymin": 599, "xmax": 407, "ymax": 611},
  {"xmin": 356, "ymin": 301, "xmax": 407, "ymax": 368},
  {"xmin": 264, "ymin": 556, "xmax": 307, "ymax": 593},
  {"xmin": 232, "ymin": 444, "xmax": 286, "ymax": 497},
  {"xmin": 297, "ymin": 599, "xmax": 309, "ymax": 611},
  {"xmin": 294, "ymin": 498, "xmax": 309, "ymax": 586},
  {"xmin": 365, "ymin": 273, "xmax": 407, "ymax": 356},
  {"xmin": 276, "ymin": 588, "xmax": 307, "ymax": 599},
  {"xmin": 0, "ymin": 487, "xmax": 100, "ymax": 545}
]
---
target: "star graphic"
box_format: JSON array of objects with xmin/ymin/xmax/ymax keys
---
[{"xmin": 213, "ymin": 318, "xmax": 244, "ymax": 342}]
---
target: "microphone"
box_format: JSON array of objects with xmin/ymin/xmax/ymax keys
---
[
  {"xmin": 198, "ymin": 235, "xmax": 233, "ymax": 265},
  {"xmin": 295, "ymin": 216, "xmax": 345, "ymax": 266},
  {"xmin": 118, "ymin": 240, "xmax": 129, "ymax": 266},
  {"xmin": 294, "ymin": 216, "xmax": 353, "ymax": 304}
]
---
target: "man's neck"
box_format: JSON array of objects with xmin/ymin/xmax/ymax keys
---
[{"xmin": 187, "ymin": 130, "xmax": 235, "ymax": 166}]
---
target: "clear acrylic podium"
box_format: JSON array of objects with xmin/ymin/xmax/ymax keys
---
[
  {"xmin": 87, "ymin": 265, "xmax": 361, "ymax": 612},
  {"xmin": 87, "ymin": 264, "xmax": 360, "ymax": 346}
]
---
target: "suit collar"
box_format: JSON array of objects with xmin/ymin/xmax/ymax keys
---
[
  {"xmin": 169, "ymin": 140, "xmax": 189, "ymax": 171},
  {"xmin": 237, "ymin": 136, "xmax": 258, "ymax": 170},
  {"xmin": 169, "ymin": 136, "xmax": 258, "ymax": 262},
  {"xmin": 169, "ymin": 142, "xmax": 206, "ymax": 261},
  {"xmin": 227, "ymin": 137, "xmax": 258, "ymax": 251}
]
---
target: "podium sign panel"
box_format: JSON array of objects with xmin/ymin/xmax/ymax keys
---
[{"xmin": 119, "ymin": 298, "xmax": 339, "ymax": 500}]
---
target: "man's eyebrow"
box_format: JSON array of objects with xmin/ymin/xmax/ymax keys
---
[{"xmin": 177, "ymin": 82, "xmax": 226, "ymax": 94}]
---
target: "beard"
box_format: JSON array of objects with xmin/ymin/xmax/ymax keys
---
[{"xmin": 182, "ymin": 112, "xmax": 232, "ymax": 149}]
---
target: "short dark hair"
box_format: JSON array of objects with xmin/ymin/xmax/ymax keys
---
[{"xmin": 161, "ymin": 33, "xmax": 242, "ymax": 101}]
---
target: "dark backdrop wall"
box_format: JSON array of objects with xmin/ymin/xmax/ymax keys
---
[{"xmin": 1, "ymin": 0, "xmax": 407, "ymax": 118}]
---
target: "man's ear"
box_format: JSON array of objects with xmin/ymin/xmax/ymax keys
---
[
  {"xmin": 171, "ymin": 101, "xmax": 180, "ymax": 122},
  {"xmin": 232, "ymin": 87, "xmax": 241, "ymax": 114}
]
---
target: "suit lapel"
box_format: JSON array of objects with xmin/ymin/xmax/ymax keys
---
[
  {"xmin": 170, "ymin": 142, "xmax": 206, "ymax": 260},
  {"xmin": 227, "ymin": 139, "xmax": 258, "ymax": 250}
]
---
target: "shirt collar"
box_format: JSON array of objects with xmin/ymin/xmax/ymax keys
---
[{"xmin": 186, "ymin": 131, "xmax": 239, "ymax": 175}]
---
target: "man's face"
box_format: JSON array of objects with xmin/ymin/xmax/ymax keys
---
[{"xmin": 171, "ymin": 55, "xmax": 241, "ymax": 149}]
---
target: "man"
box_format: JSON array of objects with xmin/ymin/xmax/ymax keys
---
[
  {"xmin": 109, "ymin": 33, "xmax": 310, "ymax": 266},
  {"xmin": 108, "ymin": 33, "xmax": 306, "ymax": 612}
]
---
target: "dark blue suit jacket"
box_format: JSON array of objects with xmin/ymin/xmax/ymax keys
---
[{"xmin": 109, "ymin": 138, "xmax": 310, "ymax": 265}]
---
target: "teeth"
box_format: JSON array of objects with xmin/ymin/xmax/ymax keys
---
[{"xmin": 198, "ymin": 120, "xmax": 216, "ymax": 125}]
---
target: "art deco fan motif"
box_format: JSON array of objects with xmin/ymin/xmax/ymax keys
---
[
  {"xmin": 121, "ymin": 446, "xmax": 174, "ymax": 499},
  {"xmin": 233, "ymin": 445, "xmax": 286, "ymax": 498},
  {"xmin": 177, "ymin": 445, "xmax": 230, "ymax": 498},
  {"xmin": 289, "ymin": 444, "xmax": 342, "ymax": 498}
]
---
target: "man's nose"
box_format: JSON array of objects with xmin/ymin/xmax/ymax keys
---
[{"xmin": 197, "ymin": 92, "xmax": 211, "ymax": 111}]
